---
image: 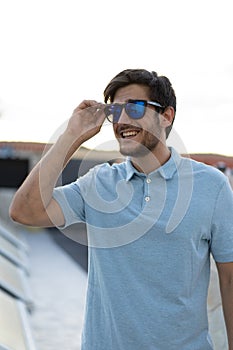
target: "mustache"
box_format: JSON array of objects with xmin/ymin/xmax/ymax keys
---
[{"xmin": 116, "ymin": 123, "xmax": 142, "ymax": 133}]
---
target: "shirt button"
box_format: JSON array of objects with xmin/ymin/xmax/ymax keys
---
[
  {"xmin": 146, "ymin": 178, "xmax": 151, "ymax": 184},
  {"xmin": 145, "ymin": 196, "xmax": 150, "ymax": 202}
]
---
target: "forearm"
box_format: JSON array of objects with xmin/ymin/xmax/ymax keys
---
[
  {"xmin": 36, "ymin": 132, "xmax": 82, "ymax": 206},
  {"xmin": 9, "ymin": 99, "xmax": 105, "ymax": 226},
  {"xmin": 10, "ymin": 131, "xmax": 81, "ymax": 225}
]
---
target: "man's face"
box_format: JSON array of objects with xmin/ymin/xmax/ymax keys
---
[{"xmin": 112, "ymin": 84, "xmax": 164, "ymax": 157}]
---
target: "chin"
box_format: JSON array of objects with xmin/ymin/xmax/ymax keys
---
[{"xmin": 119, "ymin": 144, "xmax": 151, "ymax": 157}]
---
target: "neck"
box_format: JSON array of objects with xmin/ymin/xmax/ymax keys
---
[{"xmin": 131, "ymin": 143, "xmax": 171, "ymax": 174}]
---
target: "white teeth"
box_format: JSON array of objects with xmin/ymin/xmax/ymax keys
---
[{"xmin": 122, "ymin": 131, "xmax": 138, "ymax": 138}]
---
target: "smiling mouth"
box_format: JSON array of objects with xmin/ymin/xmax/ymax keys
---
[
  {"xmin": 118, "ymin": 124, "xmax": 141, "ymax": 139},
  {"xmin": 121, "ymin": 130, "xmax": 140, "ymax": 138}
]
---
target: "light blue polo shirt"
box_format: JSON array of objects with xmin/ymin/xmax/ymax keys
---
[{"xmin": 53, "ymin": 148, "xmax": 233, "ymax": 350}]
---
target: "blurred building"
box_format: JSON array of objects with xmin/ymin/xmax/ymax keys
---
[
  {"xmin": 1, "ymin": 141, "xmax": 233, "ymax": 188},
  {"xmin": 0, "ymin": 141, "xmax": 122, "ymax": 189}
]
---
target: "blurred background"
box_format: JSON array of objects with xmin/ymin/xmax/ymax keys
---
[
  {"xmin": 0, "ymin": 0, "xmax": 233, "ymax": 155},
  {"xmin": 0, "ymin": 0, "xmax": 232, "ymax": 349}
]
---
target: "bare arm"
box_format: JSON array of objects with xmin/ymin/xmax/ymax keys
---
[
  {"xmin": 9, "ymin": 100, "xmax": 106, "ymax": 227},
  {"xmin": 216, "ymin": 261, "xmax": 233, "ymax": 350}
]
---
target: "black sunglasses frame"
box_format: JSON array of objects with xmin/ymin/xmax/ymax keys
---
[{"xmin": 104, "ymin": 99, "xmax": 165, "ymax": 123}]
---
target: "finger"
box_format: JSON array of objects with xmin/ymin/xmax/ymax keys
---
[
  {"xmin": 84, "ymin": 102, "xmax": 105, "ymax": 117},
  {"xmin": 86, "ymin": 102, "xmax": 104, "ymax": 117},
  {"xmin": 78, "ymin": 100, "xmax": 100, "ymax": 110}
]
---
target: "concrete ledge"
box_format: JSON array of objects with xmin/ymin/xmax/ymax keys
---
[
  {"xmin": 0, "ymin": 288, "xmax": 36, "ymax": 350},
  {"xmin": 0, "ymin": 255, "xmax": 34, "ymax": 311},
  {"xmin": 0, "ymin": 234, "xmax": 29, "ymax": 274}
]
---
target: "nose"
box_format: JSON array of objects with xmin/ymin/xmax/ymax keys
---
[{"xmin": 117, "ymin": 107, "xmax": 131, "ymax": 124}]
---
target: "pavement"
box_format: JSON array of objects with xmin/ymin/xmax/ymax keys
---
[{"xmin": 20, "ymin": 228, "xmax": 87, "ymax": 350}]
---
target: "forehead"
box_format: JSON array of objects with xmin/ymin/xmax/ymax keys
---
[{"xmin": 113, "ymin": 84, "xmax": 150, "ymax": 103}]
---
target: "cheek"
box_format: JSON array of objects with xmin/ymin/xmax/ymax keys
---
[
  {"xmin": 141, "ymin": 119, "xmax": 159, "ymax": 134},
  {"xmin": 143, "ymin": 121, "xmax": 162, "ymax": 140},
  {"xmin": 160, "ymin": 116, "xmax": 168, "ymax": 128}
]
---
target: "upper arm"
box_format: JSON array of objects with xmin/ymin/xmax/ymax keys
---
[
  {"xmin": 44, "ymin": 198, "xmax": 65, "ymax": 227},
  {"xmin": 210, "ymin": 179, "xmax": 233, "ymax": 262},
  {"xmin": 216, "ymin": 262, "xmax": 233, "ymax": 285}
]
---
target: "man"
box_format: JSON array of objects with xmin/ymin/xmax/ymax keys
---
[{"xmin": 10, "ymin": 69, "xmax": 233, "ymax": 349}]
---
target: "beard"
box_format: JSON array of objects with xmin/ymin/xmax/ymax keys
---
[{"xmin": 118, "ymin": 131, "xmax": 161, "ymax": 157}]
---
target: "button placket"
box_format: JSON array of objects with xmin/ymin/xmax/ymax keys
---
[{"xmin": 144, "ymin": 177, "xmax": 151, "ymax": 202}]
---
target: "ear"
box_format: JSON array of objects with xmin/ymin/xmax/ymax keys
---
[{"xmin": 160, "ymin": 107, "xmax": 175, "ymax": 128}]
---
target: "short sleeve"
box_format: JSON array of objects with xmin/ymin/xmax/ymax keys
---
[
  {"xmin": 53, "ymin": 181, "xmax": 85, "ymax": 228},
  {"xmin": 52, "ymin": 163, "xmax": 107, "ymax": 228},
  {"xmin": 210, "ymin": 178, "xmax": 233, "ymax": 262}
]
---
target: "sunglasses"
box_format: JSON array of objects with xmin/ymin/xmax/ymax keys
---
[{"xmin": 104, "ymin": 99, "xmax": 165, "ymax": 123}]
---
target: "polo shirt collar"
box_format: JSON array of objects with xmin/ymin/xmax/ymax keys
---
[{"xmin": 125, "ymin": 147, "xmax": 182, "ymax": 181}]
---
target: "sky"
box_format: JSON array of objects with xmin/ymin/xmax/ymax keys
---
[{"xmin": 0, "ymin": 0, "xmax": 233, "ymax": 156}]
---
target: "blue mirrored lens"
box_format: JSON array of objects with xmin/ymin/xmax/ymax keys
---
[
  {"xmin": 105, "ymin": 100, "xmax": 146, "ymax": 123},
  {"xmin": 105, "ymin": 105, "xmax": 123, "ymax": 123},
  {"xmin": 126, "ymin": 101, "xmax": 145, "ymax": 119},
  {"xmin": 112, "ymin": 105, "xmax": 122, "ymax": 123}
]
